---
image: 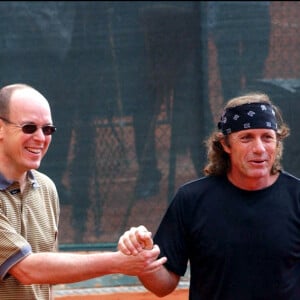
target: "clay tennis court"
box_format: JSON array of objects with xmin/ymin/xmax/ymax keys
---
[
  {"xmin": 55, "ymin": 288, "xmax": 188, "ymax": 300},
  {"xmin": 54, "ymin": 271, "xmax": 190, "ymax": 300}
]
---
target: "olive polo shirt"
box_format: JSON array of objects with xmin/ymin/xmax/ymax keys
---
[{"xmin": 0, "ymin": 169, "xmax": 59, "ymax": 300}]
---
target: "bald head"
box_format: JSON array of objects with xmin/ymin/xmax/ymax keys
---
[{"xmin": 0, "ymin": 84, "xmax": 50, "ymax": 119}]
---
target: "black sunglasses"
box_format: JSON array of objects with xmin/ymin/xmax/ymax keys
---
[{"xmin": 0, "ymin": 117, "xmax": 56, "ymax": 136}]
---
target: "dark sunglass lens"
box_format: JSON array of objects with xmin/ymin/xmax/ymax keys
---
[
  {"xmin": 42, "ymin": 126, "xmax": 56, "ymax": 135},
  {"xmin": 22, "ymin": 124, "xmax": 37, "ymax": 134}
]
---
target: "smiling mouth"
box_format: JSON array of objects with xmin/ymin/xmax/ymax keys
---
[
  {"xmin": 26, "ymin": 147, "xmax": 41, "ymax": 154},
  {"xmin": 249, "ymin": 160, "xmax": 268, "ymax": 168}
]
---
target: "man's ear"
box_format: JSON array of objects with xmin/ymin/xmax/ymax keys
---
[{"xmin": 220, "ymin": 137, "xmax": 231, "ymax": 154}]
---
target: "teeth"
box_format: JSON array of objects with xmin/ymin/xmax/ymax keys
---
[{"xmin": 27, "ymin": 148, "xmax": 41, "ymax": 154}]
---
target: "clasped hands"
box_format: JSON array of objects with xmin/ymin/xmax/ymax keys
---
[{"xmin": 118, "ymin": 225, "xmax": 167, "ymax": 274}]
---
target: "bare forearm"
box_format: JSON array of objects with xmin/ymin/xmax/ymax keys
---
[
  {"xmin": 118, "ymin": 226, "xmax": 179, "ymax": 296},
  {"xmin": 9, "ymin": 250, "xmax": 165, "ymax": 285},
  {"xmin": 10, "ymin": 252, "xmax": 124, "ymax": 284},
  {"xmin": 139, "ymin": 266, "xmax": 180, "ymax": 297}
]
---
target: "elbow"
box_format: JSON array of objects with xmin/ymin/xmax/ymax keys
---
[
  {"xmin": 140, "ymin": 278, "xmax": 177, "ymax": 298},
  {"xmin": 10, "ymin": 268, "xmax": 36, "ymax": 285},
  {"xmin": 9, "ymin": 259, "xmax": 38, "ymax": 285},
  {"xmin": 8, "ymin": 268, "xmax": 34, "ymax": 285},
  {"xmin": 155, "ymin": 284, "xmax": 177, "ymax": 297},
  {"xmin": 16, "ymin": 275, "xmax": 34, "ymax": 285},
  {"xmin": 138, "ymin": 268, "xmax": 179, "ymax": 297}
]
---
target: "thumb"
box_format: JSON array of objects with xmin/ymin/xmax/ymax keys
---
[{"xmin": 138, "ymin": 231, "xmax": 153, "ymax": 250}]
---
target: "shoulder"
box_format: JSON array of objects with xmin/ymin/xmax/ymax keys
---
[
  {"xmin": 171, "ymin": 176, "xmax": 227, "ymax": 207},
  {"xmin": 30, "ymin": 169, "xmax": 58, "ymax": 199},
  {"xmin": 30, "ymin": 170, "xmax": 59, "ymax": 213},
  {"xmin": 179, "ymin": 175, "xmax": 226, "ymax": 194},
  {"xmin": 31, "ymin": 169, "xmax": 57, "ymax": 187},
  {"xmin": 272, "ymin": 171, "xmax": 300, "ymax": 198},
  {"xmin": 278, "ymin": 171, "xmax": 300, "ymax": 192},
  {"xmin": 279, "ymin": 170, "xmax": 300, "ymax": 184}
]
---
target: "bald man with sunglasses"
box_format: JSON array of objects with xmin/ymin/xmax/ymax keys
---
[{"xmin": 0, "ymin": 83, "xmax": 166, "ymax": 299}]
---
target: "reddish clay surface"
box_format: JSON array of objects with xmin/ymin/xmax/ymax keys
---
[{"xmin": 55, "ymin": 288, "xmax": 188, "ymax": 300}]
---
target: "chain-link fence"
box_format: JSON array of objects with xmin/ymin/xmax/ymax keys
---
[{"xmin": 0, "ymin": 1, "xmax": 300, "ymax": 248}]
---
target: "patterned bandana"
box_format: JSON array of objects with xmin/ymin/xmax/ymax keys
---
[{"xmin": 218, "ymin": 102, "xmax": 278, "ymax": 135}]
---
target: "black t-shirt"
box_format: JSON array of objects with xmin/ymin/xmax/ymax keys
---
[{"xmin": 154, "ymin": 171, "xmax": 300, "ymax": 300}]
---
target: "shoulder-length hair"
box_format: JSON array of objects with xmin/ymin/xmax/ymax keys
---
[{"xmin": 203, "ymin": 92, "xmax": 290, "ymax": 176}]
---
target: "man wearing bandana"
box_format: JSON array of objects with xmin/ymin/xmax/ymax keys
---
[{"xmin": 118, "ymin": 92, "xmax": 300, "ymax": 299}]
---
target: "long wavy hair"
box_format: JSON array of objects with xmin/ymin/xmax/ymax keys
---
[{"xmin": 203, "ymin": 92, "xmax": 290, "ymax": 176}]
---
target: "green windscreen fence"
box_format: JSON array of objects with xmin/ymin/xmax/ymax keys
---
[{"xmin": 1, "ymin": 1, "xmax": 300, "ymax": 249}]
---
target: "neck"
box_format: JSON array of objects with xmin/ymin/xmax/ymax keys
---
[
  {"xmin": 0, "ymin": 165, "xmax": 27, "ymax": 191},
  {"xmin": 227, "ymin": 172, "xmax": 280, "ymax": 191}
]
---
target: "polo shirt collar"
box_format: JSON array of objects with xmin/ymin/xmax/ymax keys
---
[{"xmin": 0, "ymin": 170, "xmax": 38, "ymax": 190}]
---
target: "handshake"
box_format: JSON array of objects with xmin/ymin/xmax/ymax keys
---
[{"xmin": 118, "ymin": 225, "xmax": 156, "ymax": 255}]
